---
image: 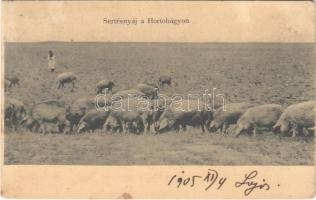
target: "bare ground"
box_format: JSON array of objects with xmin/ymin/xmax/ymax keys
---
[{"xmin": 4, "ymin": 42, "xmax": 315, "ymax": 165}]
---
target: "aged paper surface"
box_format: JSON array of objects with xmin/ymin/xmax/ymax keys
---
[{"xmin": 2, "ymin": 1, "xmax": 316, "ymax": 198}]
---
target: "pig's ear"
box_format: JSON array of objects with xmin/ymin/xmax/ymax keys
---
[
  {"xmin": 77, "ymin": 122, "xmax": 87, "ymax": 133},
  {"xmin": 209, "ymin": 120, "xmax": 215, "ymax": 129},
  {"xmin": 19, "ymin": 115, "xmax": 29, "ymax": 125},
  {"xmin": 234, "ymin": 125, "xmax": 243, "ymax": 137},
  {"xmin": 272, "ymin": 122, "xmax": 281, "ymax": 133},
  {"xmin": 159, "ymin": 119, "xmax": 169, "ymax": 130}
]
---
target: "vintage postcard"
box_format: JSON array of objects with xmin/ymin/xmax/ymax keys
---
[{"xmin": 1, "ymin": 1, "xmax": 315, "ymax": 198}]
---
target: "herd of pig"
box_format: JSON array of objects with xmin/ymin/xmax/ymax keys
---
[{"xmin": 5, "ymin": 72, "xmax": 315, "ymax": 137}]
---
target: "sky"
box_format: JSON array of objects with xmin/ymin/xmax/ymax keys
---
[{"xmin": 3, "ymin": 1, "xmax": 315, "ymax": 42}]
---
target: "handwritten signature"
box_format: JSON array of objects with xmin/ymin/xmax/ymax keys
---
[
  {"xmin": 235, "ymin": 170, "xmax": 270, "ymax": 196},
  {"xmin": 168, "ymin": 169, "xmax": 276, "ymax": 196}
]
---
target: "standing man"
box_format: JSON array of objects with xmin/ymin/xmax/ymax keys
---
[{"xmin": 48, "ymin": 50, "xmax": 55, "ymax": 72}]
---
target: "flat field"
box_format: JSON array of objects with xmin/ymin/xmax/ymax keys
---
[{"xmin": 4, "ymin": 42, "xmax": 315, "ymax": 165}]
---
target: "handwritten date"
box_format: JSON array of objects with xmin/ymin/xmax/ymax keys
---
[
  {"xmin": 168, "ymin": 169, "xmax": 227, "ymax": 191},
  {"xmin": 168, "ymin": 169, "xmax": 275, "ymax": 196}
]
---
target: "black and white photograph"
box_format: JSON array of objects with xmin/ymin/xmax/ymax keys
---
[
  {"xmin": 4, "ymin": 42, "xmax": 315, "ymax": 165},
  {"xmin": 2, "ymin": 1, "xmax": 316, "ymax": 198}
]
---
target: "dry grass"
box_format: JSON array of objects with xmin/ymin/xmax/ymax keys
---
[
  {"xmin": 4, "ymin": 42, "xmax": 315, "ymax": 165},
  {"xmin": 4, "ymin": 130, "xmax": 314, "ymax": 165}
]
